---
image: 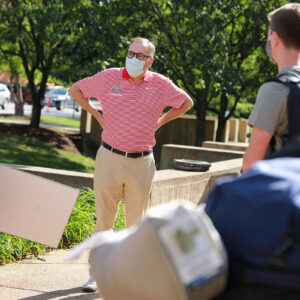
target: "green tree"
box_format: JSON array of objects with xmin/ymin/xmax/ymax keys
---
[
  {"xmin": 14, "ymin": 0, "xmax": 287, "ymax": 143},
  {"xmin": 54, "ymin": 0, "xmax": 132, "ymax": 84},
  {"xmin": 137, "ymin": 0, "xmax": 287, "ymax": 144},
  {"xmin": 76, "ymin": 0, "xmax": 284, "ymax": 144},
  {"xmin": 0, "ymin": 0, "xmax": 94, "ymax": 127}
]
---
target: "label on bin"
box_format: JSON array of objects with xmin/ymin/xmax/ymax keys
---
[{"xmin": 158, "ymin": 213, "xmax": 223, "ymax": 288}]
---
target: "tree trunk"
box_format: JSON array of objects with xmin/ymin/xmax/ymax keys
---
[
  {"xmin": 195, "ymin": 89, "xmax": 208, "ymax": 146},
  {"xmin": 29, "ymin": 68, "xmax": 50, "ymax": 128},
  {"xmin": 216, "ymin": 91, "xmax": 228, "ymax": 142},
  {"xmin": 216, "ymin": 115, "xmax": 227, "ymax": 142},
  {"xmin": 195, "ymin": 108, "xmax": 206, "ymax": 146},
  {"xmin": 15, "ymin": 102, "xmax": 24, "ymax": 116},
  {"xmin": 14, "ymin": 76, "xmax": 24, "ymax": 116},
  {"xmin": 30, "ymin": 95, "xmax": 41, "ymax": 128},
  {"xmin": 28, "ymin": 76, "xmax": 41, "ymax": 128},
  {"xmin": 8, "ymin": 82, "xmax": 16, "ymax": 103}
]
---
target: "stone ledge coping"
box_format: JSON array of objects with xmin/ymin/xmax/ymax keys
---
[
  {"xmin": 162, "ymin": 143, "xmax": 245, "ymax": 155},
  {"xmin": 4, "ymin": 158, "xmax": 242, "ymax": 184},
  {"xmin": 3, "ymin": 158, "xmax": 242, "ymax": 207},
  {"xmin": 202, "ymin": 141, "xmax": 248, "ymax": 152},
  {"xmin": 1, "ymin": 163, "xmax": 94, "ymax": 189}
]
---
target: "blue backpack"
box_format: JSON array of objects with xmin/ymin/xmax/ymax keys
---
[{"xmin": 205, "ymin": 158, "xmax": 300, "ymax": 290}]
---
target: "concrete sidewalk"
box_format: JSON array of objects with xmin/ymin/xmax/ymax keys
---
[{"xmin": 0, "ymin": 249, "xmax": 103, "ymax": 300}]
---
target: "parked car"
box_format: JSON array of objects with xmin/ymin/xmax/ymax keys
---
[
  {"xmin": 23, "ymin": 88, "xmax": 32, "ymax": 104},
  {"xmin": 62, "ymin": 95, "xmax": 79, "ymax": 111},
  {"xmin": 42, "ymin": 86, "xmax": 78, "ymax": 111},
  {"xmin": 0, "ymin": 83, "xmax": 11, "ymax": 109}
]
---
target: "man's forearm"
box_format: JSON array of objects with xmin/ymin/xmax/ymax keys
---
[
  {"xmin": 157, "ymin": 97, "xmax": 193, "ymax": 130},
  {"xmin": 68, "ymin": 83, "xmax": 104, "ymax": 128}
]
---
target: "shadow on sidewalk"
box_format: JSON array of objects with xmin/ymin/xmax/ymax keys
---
[{"xmin": 19, "ymin": 287, "xmax": 102, "ymax": 300}]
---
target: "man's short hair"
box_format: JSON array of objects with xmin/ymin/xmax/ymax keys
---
[
  {"xmin": 130, "ymin": 37, "xmax": 156, "ymax": 57},
  {"xmin": 268, "ymin": 3, "xmax": 300, "ymax": 50}
]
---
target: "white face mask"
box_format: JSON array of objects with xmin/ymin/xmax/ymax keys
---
[
  {"xmin": 266, "ymin": 39, "xmax": 275, "ymax": 64},
  {"xmin": 125, "ymin": 57, "xmax": 146, "ymax": 78}
]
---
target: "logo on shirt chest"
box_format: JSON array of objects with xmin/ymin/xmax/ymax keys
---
[{"xmin": 112, "ymin": 86, "xmax": 122, "ymax": 93}]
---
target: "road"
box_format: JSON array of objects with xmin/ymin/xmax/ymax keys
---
[{"xmin": 0, "ymin": 102, "xmax": 81, "ymax": 119}]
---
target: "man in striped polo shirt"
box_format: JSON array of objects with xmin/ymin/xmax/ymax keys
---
[{"xmin": 69, "ymin": 37, "xmax": 193, "ymax": 292}]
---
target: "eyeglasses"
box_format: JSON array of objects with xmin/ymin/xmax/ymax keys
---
[{"xmin": 126, "ymin": 51, "xmax": 151, "ymax": 61}]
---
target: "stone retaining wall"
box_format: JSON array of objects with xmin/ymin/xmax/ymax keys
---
[
  {"xmin": 4, "ymin": 158, "xmax": 242, "ymax": 207},
  {"xmin": 151, "ymin": 158, "xmax": 242, "ymax": 206}
]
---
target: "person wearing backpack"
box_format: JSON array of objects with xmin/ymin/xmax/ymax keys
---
[
  {"xmin": 243, "ymin": 3, "xmax": 300, "ymax": 172},
  {"xmin": 206, "ymin": 134, "xmax": 300, "ymax": 300}
]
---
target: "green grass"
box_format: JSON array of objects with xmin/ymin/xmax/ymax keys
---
[
  {"xmin": 0, "ymin": 115, "xmax": 80, "ymax": 128},
  {"xmin": 40, "ymin": 116, "xmax": 80, "ymax": 128},
  {"xmin": 0, "ymin": 188, "xmax": 126, "ymax": 264},
  {"xmin": 0, "ymin": 133, "xmax": 94, "ymax": 173}
]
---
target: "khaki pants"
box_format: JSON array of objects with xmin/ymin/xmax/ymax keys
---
[{"xmin": 94, "ymin": 146, "xmax": 156, "ymax": 232}]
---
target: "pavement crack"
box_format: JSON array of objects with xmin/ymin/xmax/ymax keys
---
[
  {"xmin": 0, "ymin": 284, "xmax": 70, "ymax": 296},
  {"xmin": 0, "ymin": 284, "xmax": 47, "ymax": 293}
]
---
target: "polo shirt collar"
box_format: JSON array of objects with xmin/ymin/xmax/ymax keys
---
[{"xmin": 122, "ymin": 68, "xmax": 152, "ymax": 82}]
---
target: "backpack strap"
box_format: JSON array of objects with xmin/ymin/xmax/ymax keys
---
[
  {"xmin": 266, "ymin": 74, "xmax": 300, "ymax": 83},
  {"xmin": 264, "ymin": 74, "xmax": 300, "ymax": 149},
  {"xmin": 264, "ymin": 76, "xmax": 287, "ymax": 85},
  {"xmin": 281, "ymin": 75, "xmax": 300, "ymax": 140}
]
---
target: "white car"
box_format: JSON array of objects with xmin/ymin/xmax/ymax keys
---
[
  {"xmin": 0, "ymin": 83, "xmax": 11, "ymax": 109},
  {"xmin": 62, "ymin": 95, "xmax": 80, "ymax": 111},
  {"xmin": 42, "ymin": 86, "xmax": 79, "ymax": 111}
]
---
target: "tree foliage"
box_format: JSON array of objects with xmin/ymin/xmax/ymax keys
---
[
  {"xmin": 0, "ymin": 0, "xmax": 95, "ymax": 127},
  {"xmin": 62, "ymin": 0, "xmax": 286, "ymax": 144},
  {"xmin": 0, "ymin": 0, "xmax": 290, "ymax": 138},
  {"xmin": 128, "ymin": 0, "xmax": 287, "ymax": 143}
]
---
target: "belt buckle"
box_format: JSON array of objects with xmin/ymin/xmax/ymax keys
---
[{"xmin": 125, "ymin": 152, "xmax": 128, "ymax": 157}]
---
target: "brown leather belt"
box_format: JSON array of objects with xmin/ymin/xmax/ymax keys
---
[{"xmin": 101, "ymin": 141, "xmax": 152, "ymax": 158}]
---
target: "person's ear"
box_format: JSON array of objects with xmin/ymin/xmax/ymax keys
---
[
  {"xmin": 148, "ymin": 57, "xmax": 154, "ymax": 67},
  {"xmin": 271, "ymin": 31, "xmax": 280, "ymax": 48}
]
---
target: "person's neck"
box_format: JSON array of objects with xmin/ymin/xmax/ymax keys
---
[
  {"xmin": 277, "ymin": 49, "xmax": 300, "ymax": 72},
  {"xmin": 131, "ymin": 71, "xmax": 147, "ymax": 84}
]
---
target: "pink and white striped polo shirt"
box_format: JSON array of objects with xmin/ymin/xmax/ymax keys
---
[{"xmin": 78, "ymin": 68, "xmax": 189, "ymax": 152}]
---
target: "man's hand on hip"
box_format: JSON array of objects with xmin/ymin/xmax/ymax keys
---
[
  {"xmin": 68, "ymin": 83, "xmax": 104, "ymax": 129},
  {"xmin": 155, "ymin": 97, "xmax": 193, "ymax": 130},
  {"xmin": 95, "ymin": 113, "xmax": 104, "ymax": 128}
]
